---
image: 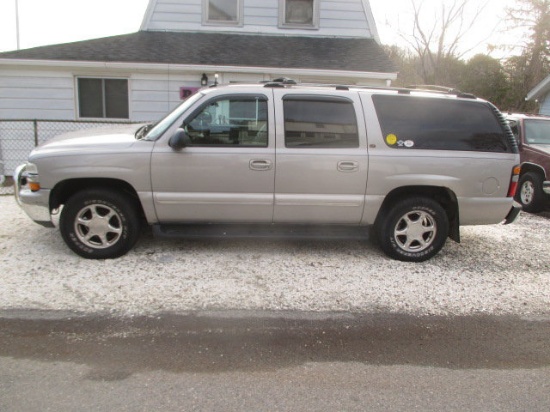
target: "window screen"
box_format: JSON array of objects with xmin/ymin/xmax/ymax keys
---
[
  {"xmin": 207, "ymin": 0, "xmax": 239, "ymax": 22},
  {"xmin": 184, "ymin": 96, "xmax": 268, "ymax": 147},
  {"xmin": 283, "ymin": 97, "xmax": 359, "ymax": 148},
  {"xmin": 78, "ymin": 78, "xmax": 129, "ymax": 119},
  {"xmin": 372, "ymin": 95, "xmax": 512, "ymax": 153},
  {"xmin": 284, "ymin": 0, "xmax": 314, "ymax": 25}
]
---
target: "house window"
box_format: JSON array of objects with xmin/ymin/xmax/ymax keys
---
[
  {"xmin": 77, "ymin": 78, "xmax": 129, "ymax": 119},
  {"xmin": 280, "ymin": 0, "xmax": 319, "ymax": 28},
  {"xmin": 204, "ymin": 0, "xmax": 242, "ymax": 25}
]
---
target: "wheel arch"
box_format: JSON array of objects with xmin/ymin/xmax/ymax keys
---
[
  {"xmin": 50, "ymin": 178, "xmax": 144, "ymax": 219},
  {"xmin": 375, "ymin": 186, "xmax": 460, "ymax": 243},
  {"xmin": 519, "ymin": 162, "xmax": 547, "ymax": 179}
]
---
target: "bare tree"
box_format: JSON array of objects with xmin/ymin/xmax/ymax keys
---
[
  {"xmin": 401, "ymin": 0, "xmax": 488, "ymax": 85},
  {"xmin": 505, "ymin": 0, "xmax": 550, "ymax": 106}
]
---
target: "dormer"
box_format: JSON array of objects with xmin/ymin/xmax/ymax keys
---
[{"xmin": 141, "ymin": 0, "xmax": 380, "ymax": 40}]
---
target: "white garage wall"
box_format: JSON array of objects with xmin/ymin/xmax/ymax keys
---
[{"xmin": 0, "ymin": 69, "xmax": 76, "ymax": 120}]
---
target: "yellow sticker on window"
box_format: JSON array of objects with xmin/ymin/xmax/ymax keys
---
[{"xmin": 386, "ymin": 134, "xmax": 397, "ymax": 145}]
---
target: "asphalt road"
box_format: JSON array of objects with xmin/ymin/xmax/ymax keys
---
[
  {"xmin": 2, "ymin": 195, "xmax": 550, "ymax": 411},
  {"xmin": 1, "ymin": 310, "xmax": 549, "ymax": 411}
]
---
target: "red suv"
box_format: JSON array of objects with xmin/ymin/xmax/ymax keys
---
[{"xmin": 507, "ymin": 114, "xmax": 550, "ymax": 213}]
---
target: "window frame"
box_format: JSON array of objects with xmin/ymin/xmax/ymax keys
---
[
  {"xmin": 76, "ymin": 76, "xmax": 130, "ymax": 120},
  {"xmin": 279, "ymin": 0, "xmax": 320, "ymax": 29},
  {"xmin": 203, "ymin": 0, "xmax": 244, "ymax": 27}
]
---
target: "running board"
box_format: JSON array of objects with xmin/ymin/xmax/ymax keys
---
[{"xmin": 153, "ymin": 224, "xmax": 370, "ymax": 241}]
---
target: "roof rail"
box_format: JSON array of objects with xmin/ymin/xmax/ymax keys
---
[
  {"xmin": 260, "ymin": 79, "xmax": 477, "ymax": 98},
  {"xmin": 407, "ymin": 84, "xmax": 477, "ymax": 99}
]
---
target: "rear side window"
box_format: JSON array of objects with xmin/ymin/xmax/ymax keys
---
[
  {"xmin": 283, "ymin": 96, "xmax": 359, "ymax": 148},
  {"xmin": 372, "ymin": 95, "xmax": 513, "ymax": 153}
]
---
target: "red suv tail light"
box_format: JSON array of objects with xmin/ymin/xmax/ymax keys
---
[{"xmin": 507, "ymin": 165, "xmax": 521, "ymax": 197}]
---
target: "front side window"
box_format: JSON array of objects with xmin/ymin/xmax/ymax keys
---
[
  {"xmin": 183, "ymin": 95, "xmax": 268, "ymax": 147},
  {"xmin": 204, "ymin": 0, "xmax": 241, "ymax": 25},
  {"xmin": 77, "ymin": 78, "xmax": 129, "ymax": 119},
  {"xmin": 280, "ymin": 0, "xmax": 318, "ymax": 28},
  {"xmin": 373, "ymin": 95, "xmax": 513, "ymax": 153},
  {"xmin": 524, "ymin": 119, "xmax": 550, "ymax": 145},
  {"xmin": 283, "ymin": 97, "xmax": 359, "ymax": 148}
]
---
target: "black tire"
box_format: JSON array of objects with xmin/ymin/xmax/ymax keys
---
[
  {"xmin": 60, "ymin": 189, "xmax": 141, "ymax": 259},
  {"xmin": 515, "ymin": 172, "xmax": 546, "ymax": 213},
  {"xmin": 376, "ymin": 197, "xmax": 449, "ymax": 262}
]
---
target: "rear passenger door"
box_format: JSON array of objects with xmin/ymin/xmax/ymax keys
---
[{"xmin": 272, "ymin": 90, "xmax": 369, "ymax": 223}]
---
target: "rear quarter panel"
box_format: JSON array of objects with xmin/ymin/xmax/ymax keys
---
[{"xmin": 359, "ymin": 93, "xmax": 519, "ymax": 225}]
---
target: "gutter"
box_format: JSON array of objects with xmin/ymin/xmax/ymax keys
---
[{"xmin": 0, "ymin": 58, "xmax": 397, "ymax": 81}]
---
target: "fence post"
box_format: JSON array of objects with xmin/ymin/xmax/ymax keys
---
[{"xmin": 33, "ymin": 120, "xmax": 39, "ymax": 146}]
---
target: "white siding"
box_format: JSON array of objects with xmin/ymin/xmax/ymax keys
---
[
  {"xmin": 130, "ymin": 72, "xmax": 203, "ymax": 121},
  {"xmin": 0, "ymin": 68, "xmax": 204, "ymax": 122},
  {"xmin": 143, "ymin": 0, "xmax": 375, "ymax": 38},
  {"xmin": 540, "ymin": 95, "xmax": 550, "ymax": 116},
  {"xmin": 0, "ymin": 69, "xmax": 76, "ymax": 120}
]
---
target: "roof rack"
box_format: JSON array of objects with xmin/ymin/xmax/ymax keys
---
[
  {"xmin": 263, "ymin": 77, "xmax": 298, "ymax": 88},
  {"xmin": 406, "ymin": 84, "xmax": 476, "ymax": 99},
  {"xmin": 261, "ymin": 78, "xmax": 478, "ymax": 99}
]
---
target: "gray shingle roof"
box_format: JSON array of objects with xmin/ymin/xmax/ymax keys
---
[{"xmin": 0, "ymin": 31, "xmax": 396, "ymax": 74}]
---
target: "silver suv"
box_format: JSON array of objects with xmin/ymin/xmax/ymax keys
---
[{"xmin": 15, "ymin": 82, "xmax": 521, "ymax": 262}]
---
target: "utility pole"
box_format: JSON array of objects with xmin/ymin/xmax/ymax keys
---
[{"xmin": 15, "ymin": 0, "xmax": 20, "ymax": 50}]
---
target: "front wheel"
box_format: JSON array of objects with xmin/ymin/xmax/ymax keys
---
[
  {"xmin": 60, "ymin": 189, "xmax": 141, "ymax": 259},
  {"xmin": 515, "ymin": 172, "xmax": 546, "ymax": 213},
  {"xmin": 376, "ymin": 197, "xmax": 449, "ymax": 262}
]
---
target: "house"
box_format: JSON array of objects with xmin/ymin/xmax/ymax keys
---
[
  {"xmin": 526, "ymin": 74, "xmax": 550, "ymax": 115},
  {"xmin": 0, "ymin": 0, "xmax": 396, "ymax": 176}
]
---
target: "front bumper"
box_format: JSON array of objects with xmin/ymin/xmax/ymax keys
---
[
  {"xmin": 543, "ymin": 181, "xmax": 550, "ymax": 195},
  {"xmin": 14, "ymin": 164, "xmax": 54, "ymax": 228},
  {"xmin": 503, "ymin": 201, "xmax": 522, "ymax": 225}
]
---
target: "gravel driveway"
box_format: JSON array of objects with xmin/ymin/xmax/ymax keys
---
[{"xmin": 0, "ymin": 195, "xmax": 549, "ymax": 316}]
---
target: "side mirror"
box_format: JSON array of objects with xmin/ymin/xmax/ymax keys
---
[{"xmin": 169, "ymin": 128, "xmax": 191, "ymax": 150}]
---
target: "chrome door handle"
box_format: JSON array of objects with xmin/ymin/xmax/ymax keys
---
[
  {"xmin": 337, "ymin": 161, "xmax": 359, "ymax": 172},
  {"xmin": 249, "ymin": 160, "xmax": 273, "ymax": 171}
]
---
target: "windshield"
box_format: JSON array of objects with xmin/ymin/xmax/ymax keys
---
[
  {"xmin": 144, "ymin": 92, "xmax": 205, "ymax": 141},
  {"xmin": 524, "ymin": 119, "xmax": 550, "ymax": 145}
]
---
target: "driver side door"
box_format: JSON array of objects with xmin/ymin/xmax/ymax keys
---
[{"xmin": 151, "ymin": 92, "xmax": 275, "ymax": 223}]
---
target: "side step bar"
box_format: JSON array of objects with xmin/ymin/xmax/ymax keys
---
[{"xmin": 153, "ymin": 224, "xmax": 370, "ymax": 241}]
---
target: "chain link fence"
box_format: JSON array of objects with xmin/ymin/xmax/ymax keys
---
[{"xmin": 0, "ymin": 119, "xmax": 140, "ymax": 195}]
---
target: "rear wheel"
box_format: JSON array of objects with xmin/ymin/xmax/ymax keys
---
[
  {"xmin": 516, "ymin": 172, "xmax": 546, "ymax": 213},
  {"xmin": 377, "ymin": 197, "xmax": 449, "ymax": 262},
  {"xmin": 60, "ymin": 189, "xmax": 141, "ymax": 259}
]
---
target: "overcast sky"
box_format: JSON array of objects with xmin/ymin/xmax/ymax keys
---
[{"xmin": 0, "ymin": 0, "xmax": 528, "ymax": 59}]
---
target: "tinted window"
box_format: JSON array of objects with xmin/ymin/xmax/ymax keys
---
[
  {"xmin": 283, "ymin": 97, "xmax": 359, "ymax": 148},
  {"xmin": 372, "ymin": 95, "xmax": 511, "ymax": 153},
  {"xmin": 183, "ymin": 95, "xmax": 268, "ymax": 147}
]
